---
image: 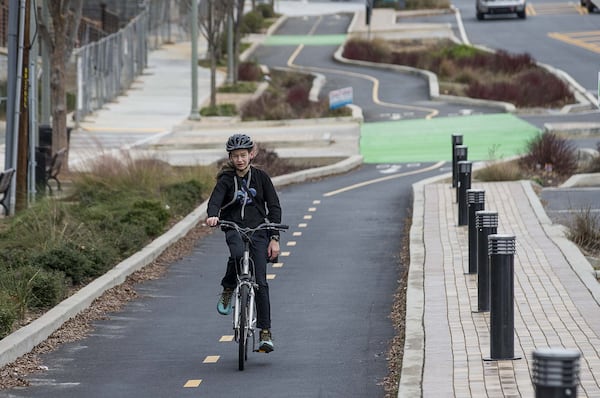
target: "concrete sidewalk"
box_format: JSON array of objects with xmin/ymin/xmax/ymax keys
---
[{"xmin": 399, "ymin": 178, "xmax": 600, "ymax": 397}]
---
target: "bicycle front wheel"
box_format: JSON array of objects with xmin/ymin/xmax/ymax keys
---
[{"xmin": 238, "ymin": 284, "xmax": 250, "ymax": 371}]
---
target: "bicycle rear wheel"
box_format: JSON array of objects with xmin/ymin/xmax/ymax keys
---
[{"xmin": 238, "ymin": 284, "xmax": 250, "ymax": 371}]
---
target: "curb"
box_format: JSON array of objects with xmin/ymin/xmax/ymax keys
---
[{"xmin": 0, "ymin": 155, "xmax": 363, "ymax": 368}]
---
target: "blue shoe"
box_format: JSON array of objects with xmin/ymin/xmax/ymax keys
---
[
  {"xmin": 217, "ymin": 288, "xmax": 233, "ymax": 315},
  {"xmin": 258, "ymin": 329, "xmax": 274, "ymax": 353}
]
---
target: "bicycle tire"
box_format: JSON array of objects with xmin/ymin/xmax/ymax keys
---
[{"xmin": 238, "ymin": 284, "xmax": 250, "ymax": 371}]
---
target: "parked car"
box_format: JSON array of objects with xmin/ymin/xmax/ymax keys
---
[
  {"xmin": 581, "ymin": 0, "xmax": 598, "ymax": 12},
  {"xmin": 476, "ymin": 0, "xmax": 527, "ymax": 19}
]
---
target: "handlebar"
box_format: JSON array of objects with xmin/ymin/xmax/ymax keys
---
[{"xmin": 215, "ymin": 220, "xmax": 289, "ymax": 234}]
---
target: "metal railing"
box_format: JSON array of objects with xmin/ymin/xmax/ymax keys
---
[{"xmin": 74, "ymin": 0, "xmax": 192, "ymax": 122}]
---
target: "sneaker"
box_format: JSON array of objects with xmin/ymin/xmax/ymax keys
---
[
  {"xmin": 217, "ymin": 288, "xmax": 233, "ymax": 315},
  {"xmin": 258, "ymin": 329, "xmax": 274, "ymax": 353}
]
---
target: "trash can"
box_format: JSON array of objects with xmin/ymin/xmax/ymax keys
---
[{"xmin": 39, "ymin": 124, "xmax": 52, "ymax": 148}]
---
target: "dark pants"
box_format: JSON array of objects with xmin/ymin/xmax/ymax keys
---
[{"xmin": 222, "ymin": 229, "xmax": 271, "ymax": 330}]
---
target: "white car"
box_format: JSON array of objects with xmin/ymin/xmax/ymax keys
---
[{"xmin": 476, "ymin": 0, "xmax": 527, "ymax": 19}]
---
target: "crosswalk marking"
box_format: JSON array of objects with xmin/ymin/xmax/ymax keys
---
[
  {"xmin": 203, "ymin": 356, "xmax": 220, "ymax": 363},
  {"xmin": 220, "ymin": 335, "xmax": 234, "ymax": 342}
]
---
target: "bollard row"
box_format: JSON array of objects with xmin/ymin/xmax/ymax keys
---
[{"xmin": 449, "ymin": 134, "xmax": 580, "ymax": 392}]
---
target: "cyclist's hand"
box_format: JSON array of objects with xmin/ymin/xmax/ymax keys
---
[
  {"xmin": 268, "ymin": 240, "xmax": 280, "ymax": 260},
  {"xmin": 206, "ymin": 216, "xmax": 219, "ymax": 227}
]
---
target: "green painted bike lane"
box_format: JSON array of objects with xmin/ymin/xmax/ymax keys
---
[{"xmin": 360, "ymin": 114, "xmax": 541, "ymax": 163}]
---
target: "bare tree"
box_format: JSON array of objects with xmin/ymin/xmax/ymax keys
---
[
  {"xmin": 38, "ymin": 0, "xmax": 83, "ymax": 162},
  {"xmin": 198, "ymin": 0, "xmax": 232, "ymax": 108}
]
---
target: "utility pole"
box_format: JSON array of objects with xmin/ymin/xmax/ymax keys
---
[
  {"xmin": 189, "ymin": 0, "xmax": 200, "ymax": 120},
  {"xmin": 15, "ymin": 0, "xmax": 31, "ymax": 212}
]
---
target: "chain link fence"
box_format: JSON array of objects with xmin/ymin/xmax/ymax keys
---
[{"xmin": 74, "ymin": 0, "xmax": 194, "ymax": 122}]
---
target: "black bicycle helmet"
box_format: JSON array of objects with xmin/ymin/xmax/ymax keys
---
[{"xmin": 226, "ymin": 133, "xmax": 254, "ymax": 152}]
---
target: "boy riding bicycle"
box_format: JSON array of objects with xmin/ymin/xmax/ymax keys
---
[{"xmin": 205, "ymin": 134, "xmax": 282, "ymax": 353}]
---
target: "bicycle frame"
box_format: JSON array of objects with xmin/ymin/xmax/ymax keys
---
[{"xmin": 216, "ymin": 221, "xmax": 289, "ymax": 370}]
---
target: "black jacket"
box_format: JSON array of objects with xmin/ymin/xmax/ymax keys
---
[{"xmin": 207, "ymin": 165, "xmax": 282, "ymax": 233}]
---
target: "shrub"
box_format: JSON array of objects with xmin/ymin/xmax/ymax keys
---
[
  {"xmin": 286, "ymin": 84, "xmax": 310, "ymax": 110},
  {"xmin": 200, "ymin": 103, "xmax": 237, "ymax": 117},
  {"xmin": 0, "ymin": 292, "xmax": 16, "ymax": 338},
  {"xmin": 256, "ymin": 3, "xmax": 276, "ymax": 18},
  {"xmin": 343, "ymin": 38, "xmax": 390, "ymax": 63},
  {"xmin": 475, "ymin": 161, "xmax": 523, "ymax": 182},
  {"xmin": 161, "ymin": 180, "xmax": 205, "ymax": 215},
  {"xmin": 515, "ymin": 69, "xmax": 573, "ymax": 107},
  {"xmin": 32, "ymin": 243, "xmax": 104, "ymax": 285},
  {"xmin": 520, "ymin": 132, "xmax": 578, "ymax": 176},
  {"xmin": 567, "ymin": 208, "xmax": 600, "ymax": 255},
  {"xmin": 238, "ymin": 61, "xmax": 263, "ymax": 82},
  {"xmin": 121, "ymin": 199, "xmax": 170, "ymax": 237},
  {"xmin": 30, "ymin": 268, "xmax": 67, "ymax": 309},
  {"xmin": 405, "ymin": 0, "xmax": 451, "ymax": 8},
  {"xmin": 218, "ymin": 82, "xmax": 257, "ymax": 93},
  {"xmin": 241, "ymin": 10, "xmax": 264, "ymax": 34}
]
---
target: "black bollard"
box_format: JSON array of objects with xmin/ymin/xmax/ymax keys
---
[
  {"xmin": 451, "ymin": 134, "xmax": 463, "ymax": 188},
  {"xmin": 467, "ymin": 189, "xmax": 485, "ymax": 274},
  {"xmin": 488, "ymin": 234, "xmax": 519, "ymax": 360},
  {"xmin": 454, "ymin": 146, "xmax": 467, "ymax": 202},
  {"xmin": 475, "ymin": 211, "xmax": 498, "ymax": 312},
  {"xmin": 457, "ymin": 161, "xmax": 472, "ymax": 226},
  {"xmin": 532, "ymin": 348, "xmax": 580, "ymax": 398}
]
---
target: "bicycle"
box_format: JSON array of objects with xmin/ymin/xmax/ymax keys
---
[{"xmin": 216, "ymin": 220, "xmax": 289, "ymax": 371}]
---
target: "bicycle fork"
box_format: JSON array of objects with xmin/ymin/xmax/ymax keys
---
[{"xmin": 233, "ymin": 281, "xmax": 256, "ymax": 343}]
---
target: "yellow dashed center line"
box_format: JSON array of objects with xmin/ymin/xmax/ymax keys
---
[
  {"xmin": 267, "ymin": 274, "xmax": 276, "ymax": 280},
  {"xmin": 308, "ymin": 207, "xmax": 317, "ymax": 212},
  {"xmin": 286, "ymin": 241, "xmax": 297, "ymax": 247},
  {"xmin": 272, "ymin": 262, "xmax": 284, "ymax": 268},
  {"xmin": 220, "ymin": 335, "xmax": 234, "ymax": 342},
  {"xmin": 313, "ymin": 200, "xmax": 321, "ymax": 204},
  {"xmin": 303, "ymin": 215, "xmax": 313, "ymax": 220},
  {"xmin": 293, "ymin": 231, "xmax": 302, "ymax": 237},
  {"xmin": 203, "ymin": 355, "xmax": 220, "ymax": 363},
  {"xmin": 298, "ymin": 223, "xmax": 308, "ymax": 228},
  {"xmin": 281, "ymin": 251, "xmax": 291, "ymax": 257},
  {"xmin": 184, "ymin": 380, "xmax": 202, "ymax": 388}
]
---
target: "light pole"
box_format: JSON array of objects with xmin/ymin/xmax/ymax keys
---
[{"xmin": 189, "ymin": 0, "xmax": 200, "ymax": 120}]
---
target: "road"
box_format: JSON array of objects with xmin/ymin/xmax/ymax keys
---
[{"xmin": 2, "ymin": 163, "xmax": 444, "ymax": 398}]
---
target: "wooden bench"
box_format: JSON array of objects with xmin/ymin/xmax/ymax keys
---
[
  {"xmin": 46, "ymin": 148, "xmax": 67, "ymax": 194},
  {"xmin": 0, "ymin": 168, "xmax": 16, "ymax": 215}
]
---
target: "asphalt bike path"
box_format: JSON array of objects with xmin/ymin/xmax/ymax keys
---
[{"xmin": 2, "ymin": 163, "xmax": 444, "ymax": 397}]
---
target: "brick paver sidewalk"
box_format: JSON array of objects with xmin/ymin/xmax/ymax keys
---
[{"xmin": 401, "ymin": 180, "xmax": 600, "ymax": 397}]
